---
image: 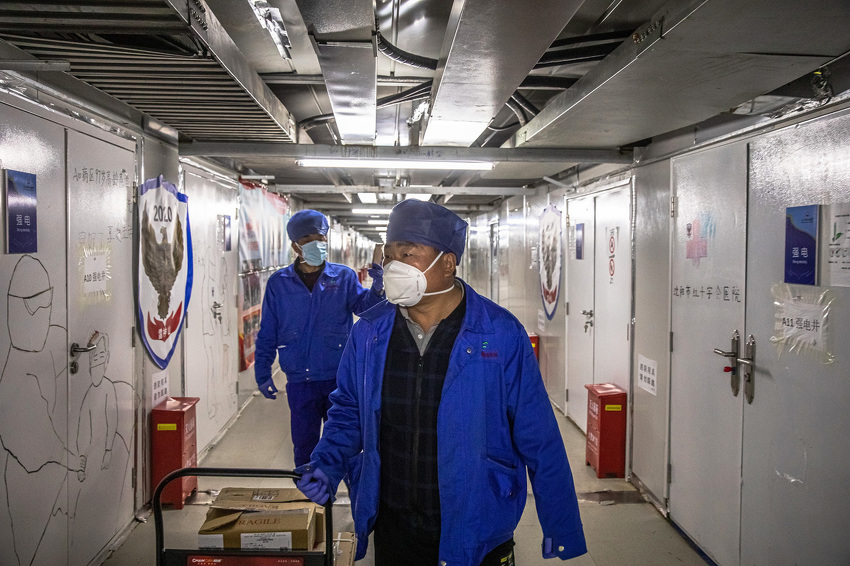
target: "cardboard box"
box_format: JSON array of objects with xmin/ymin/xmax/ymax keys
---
[
  {"xmin": 331, "ymin": 532, "xmax": 356, "ymax": 566},
  {"xmin": 198, "ymin": 487, "xmax": 325, "ymax": 551}
]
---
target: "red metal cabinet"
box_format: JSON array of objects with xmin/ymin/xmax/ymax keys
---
[
  {"xmin": 528, "ymin": 333, "xmax": 539, "ymax": 361},
  {"xmin": 151, "ymin": 396, "xmax": 199, "ymax": 509},
  {"xmin": 584, "ymin": 384, "xmax": 627, "ymax": 478}
]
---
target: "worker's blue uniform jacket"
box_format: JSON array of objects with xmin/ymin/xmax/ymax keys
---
[
  {"xmin": 311, "ymin": 280, "xmax": 587, "ymax": 565},
  {"xmin": 254, "ymin": 261, "xmax": 384, "ymax": 386}
]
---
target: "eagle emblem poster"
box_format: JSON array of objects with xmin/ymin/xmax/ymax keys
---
[
  {"xmin": 138, "ymin": 175, "xmax": 193, "ymax": 368},
  {"xmin": 539, "ymin": 204, "xmax": 562, "ymax": 320}
]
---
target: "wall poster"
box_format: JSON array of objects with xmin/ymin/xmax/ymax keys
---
[
  {"xmin": 827, "ymin": 202, "xmax": 850, "ymax": 287},
  {"xmin": 539, "ymin": 204, "xmax": 562, "ymax": 320},
  {"xmin": 137, "ymin": 175, "xmax": 193, "ymax": 369},
  {"xmin": 238, "ymin": 181, "xmax": 290, "ymax": 371}
]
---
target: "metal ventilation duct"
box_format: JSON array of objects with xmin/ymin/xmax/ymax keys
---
[
  {"xmin": 295, "ymin": 0, "xmax": 377, "ymax": 145},
  {"xmin": 511, "ymin": 0, "xmax": 850, "ymax": 149},
  {"xmin": 421, "ymin": 0, "xmax": 584, "ymax": 147},
  {"xmin": 0, "ymin": 0, "xmax": 295, "ymax": 143}
]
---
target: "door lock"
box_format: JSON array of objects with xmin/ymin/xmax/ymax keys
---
[
  {"xmin": 737, "ymin": 335, "xmax": 756, "ymax": 404},
  {"xmin": 581, "ymin": 309, "xmax": 594, "ymax": 333},
  {"xmin": 69, "ymin": 341, "xmax": 96, "ymax": 375},
  {"xmin": 712, "ymin": 330, "xmax": 740, "ymax": 396}
]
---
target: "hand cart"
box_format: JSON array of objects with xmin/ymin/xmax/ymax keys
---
[{"xmin": 154, "ymin": 467, "xmax": 334, "ymax": 566}]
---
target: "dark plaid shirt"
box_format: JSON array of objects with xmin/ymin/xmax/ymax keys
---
[{"xmin": 379, "ymin": 295, "xmax": 466, "ymax": 540}]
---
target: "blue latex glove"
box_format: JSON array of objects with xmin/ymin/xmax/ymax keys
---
[
  {"xmin": 295, "ymin": 464, "xmax": 330, "ymax": 505},
  {"xmin": 257, "ymin": 378, "xmax": 278, "ymax": 399},
  {"xmin": 542, "ymin": 538, "xmax": 556, "ymax": 559},
  {"xmin": 367, "ymin": 262, "xmax": 384, "ymax": 293}
]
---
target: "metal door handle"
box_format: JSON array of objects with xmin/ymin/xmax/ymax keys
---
[
  {"xmin": 712, "ymin": 330, "xmax": 740, "ymax": 396},
  {"xmin": 714, "ymin": 348, "xmax": 736, "ymax": 357},
  {"xmin": 70, "ymin": 342, "xmax": 96, "ymax": 356},
  {"xmin": 739, "ymin": 335, "xmax": 756, "ymax": 404},
  {"xmin": 580, "ymin": 309, "xmax": 593, "ymax": 317}
]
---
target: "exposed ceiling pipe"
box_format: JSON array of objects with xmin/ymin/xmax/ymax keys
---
[{"xmin": 375, "ymin": 19, "xmax": 438, "ymax": 71}]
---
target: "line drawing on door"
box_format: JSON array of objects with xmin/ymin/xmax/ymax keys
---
[{"xmin": 0, "ymin": 255, "xmax": 76, "ymax": 565}]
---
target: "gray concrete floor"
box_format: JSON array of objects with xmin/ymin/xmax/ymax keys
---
[{"xmin": 103, "ymin": 378, "xmax": 708, "ymax": 566}]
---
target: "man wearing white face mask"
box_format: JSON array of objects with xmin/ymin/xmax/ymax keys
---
[
  {"xmin": 254, "ymin": 209, "xmax": 384, "ymax": 467},
  {"xmin": 297, "ymin": 200, "xmax": 586, "ymax": 566}
]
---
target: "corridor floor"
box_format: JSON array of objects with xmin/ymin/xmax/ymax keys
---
[{"xmin": 104, "ymin": 380, "xmax": 710, "ymax": 566}]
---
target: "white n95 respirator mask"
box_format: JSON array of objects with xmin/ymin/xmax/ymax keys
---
[{"xmin": 383, "ymin": 251, "xmax": 455, "ymax": 306}]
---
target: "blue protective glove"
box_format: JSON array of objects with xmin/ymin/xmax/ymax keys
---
[
  {"xmin": 542, "ymin": 537, "xmax": 556, "ymax": 559},
  {"xmin": 295, "ymin": 464, "xmax": 331, "ymax": 505},
  {"xmin": 367, "ymin": 262, "xmax": 383, "ymax": 293},
  {"xmin": 257, "ymin": 378, "xmax": 278, "ymax": 399}
]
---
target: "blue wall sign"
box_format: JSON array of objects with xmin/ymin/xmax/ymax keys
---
[
  {"xmin": 784, "ymin": 204, "xmax": 820, "ymax": 286},
  {"xmin": 4, "ymin": 170, "xmax": 37, "ymax": 254}
]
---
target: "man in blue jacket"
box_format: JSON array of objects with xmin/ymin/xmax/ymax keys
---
[
  {"xmin": 297, "ymin": 200, "xmax": 586, "ymax": 565},
  {"xmin": 254, "ymin": 209, "xmax": 384, "ymax": 467}
]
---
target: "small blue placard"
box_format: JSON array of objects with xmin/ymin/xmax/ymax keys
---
[
  {"xmin": 784, "ymin": 204, "xmax": 819, "ymax": 285},
  {"xmin": 5, "ymin": 169, "xmax": 38, "ymax": 254}
]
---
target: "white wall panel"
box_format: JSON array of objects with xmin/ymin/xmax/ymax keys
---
[
  {"xmin": 182, "ymin": 165, "xmax": 240, "ymax": 452},
  {"xmin": 631, "ymin": 160, "xmax": 672, "ymax": 507}
]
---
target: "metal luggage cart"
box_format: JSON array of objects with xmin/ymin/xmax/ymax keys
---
[{"xmin": 154, "ymin": 467, "xmax": 334, "ymax": 566}]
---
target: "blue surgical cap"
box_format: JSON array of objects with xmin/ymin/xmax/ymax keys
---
[
  {"xmin": 386, "ymin": 200, "xmax": 468, "ymax": 261},
  {"xmin": 287, "ymin": 209, "xmax": 329, "ymax": 242}
]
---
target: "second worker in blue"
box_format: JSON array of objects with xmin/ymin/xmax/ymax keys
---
[{"xmin": 254, "ymin": 209, "xmax": 385, "ymax": 466}]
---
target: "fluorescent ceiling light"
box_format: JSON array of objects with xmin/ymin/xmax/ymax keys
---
[
  {"xmin": 297, "ymin": 158, "xmax": 493, "ymax": 171},
  {"xmin": 352, "ymin": 208, "xmax": 393, "ymax": 215},
  {"xmin": 404, "ymin": 193, "xmax": 431, "ymax": 201},
  {"xmin": 367, "ymin": 219, "xmax": 389, "ymax": 225},
  {"xmin": 357, "ymin": 192, "xmax": 377, "ymax": 204}
]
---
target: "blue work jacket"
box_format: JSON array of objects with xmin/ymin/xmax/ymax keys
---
[
  {"xmin": 311, "ymin": 280, "xmax": 587, "ymax": 565},
  {"xmin": 254, "ymin": 261, "xmax": 383, "ymax": 385}
]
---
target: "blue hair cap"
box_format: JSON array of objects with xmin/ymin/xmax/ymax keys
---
[
  {"xmin": 287, "ymin": 209, "xmax": 329, "ymax": 242},
  {"xmin": 386, "ymin": 200, "xmax": 468, "ymax": 261}
]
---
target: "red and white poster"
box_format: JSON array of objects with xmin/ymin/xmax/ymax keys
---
[
  {"xmin": 137, "ymin": 175, "xmax": 193, "ymax": 369},
  {"xmin": 539, "ymin": 204, "xmax": 563, "ymax": 320}
]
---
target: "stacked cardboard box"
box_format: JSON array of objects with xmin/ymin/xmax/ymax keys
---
[{"xmin": 196, "ymin": 487, "xmax": 355, "ymax": 565}]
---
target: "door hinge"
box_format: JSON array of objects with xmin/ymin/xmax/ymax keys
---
[
  {"xmin": 565, "ymin": 389, "xmax": 569, "ymax": 402},
  {"xmin": 669, "ymin": 331, "xmax": 674, "ymax": 352},
  {"xmin": 131, "ymin": 328, "xmax": 136, "ymax": 348},
  {"xmin": 564, "ymin": 301, "xmax": 569, "ymax": 316},
  {"xmin": 131, "ymin": 472, "xmax": 136, "ymax": 489},
  {"xmin": 667, "ymin": 463, "xmax": 672, "ymax": 483},
  {"xmin": 235, "ymin": 381, "xmax": 239, "ymax": 395},
  {"xmin": 132, "ymin": 184, "xmax": 138, "ymax": 204},
  {"xmin": 670, "ymin": 196, "xmax": 677, "ymax": 217}
]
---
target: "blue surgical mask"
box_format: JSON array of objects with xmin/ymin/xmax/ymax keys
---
[{"xmin": 298, "ymin": 240, "xmax": 327, "ymax": 266}]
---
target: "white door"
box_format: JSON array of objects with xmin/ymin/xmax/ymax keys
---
[
  {"xmin": 593, "ymin": 187, "xmax": 631, "ymax": 393},
  {"xmin": 741, "ymin": 112, "xmax": 850, "ymax": 563},
  {"xmin": 0, "ymin": 98, "xmax": 70, "ymax": 566},
  {"xmin": 566, "ymin": 196, "xmax": 595, "ymax": 431},
  {"xmin": 65, "ymin": 129, "xmax": 137, "ymax": 564},
  {"xmin": 566, "ymin": 187, "xmax": 631, "ymax": 432},
  {"xmin": 668, "ymin": 142, "xmax": 747, "ymax": 566}
]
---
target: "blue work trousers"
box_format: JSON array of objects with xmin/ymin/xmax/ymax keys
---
[{"xmin": 286, "ymin": 379, "xmax": 337, "ymax": 467}]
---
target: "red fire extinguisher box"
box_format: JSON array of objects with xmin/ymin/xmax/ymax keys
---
[
  {"xmin": 151, "ymin": 396, "xmax": 199, "ymax": 509},
  {"xmin": 527, "ymin": 333, "xmax": 539, "ymax": 361},
  {"xmin": 584, "ymin": 384, "xmax": 627, "ymax": 478}
]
